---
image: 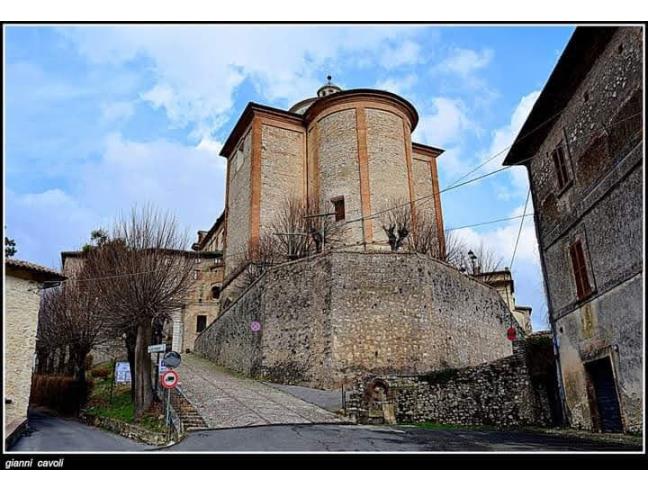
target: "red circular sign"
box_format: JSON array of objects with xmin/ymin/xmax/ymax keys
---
[
  {"xmin": 161, "ymin": 369, "xmax": 179, "ymax": 389},
  {"xmin": 507, "ymin": 327, "xmax": 517, "ymax": 341}
]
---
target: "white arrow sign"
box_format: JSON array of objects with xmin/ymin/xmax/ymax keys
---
[{"xmin": 147, "ymin": 343, "xmax": 166, "ymax": 354}]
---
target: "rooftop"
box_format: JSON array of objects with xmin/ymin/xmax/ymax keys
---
[{"xmin": 5, "ymin": 258, "xmax": 66, "ymax": 283}]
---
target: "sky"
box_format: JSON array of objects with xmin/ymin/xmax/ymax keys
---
[{"xmin": 4, "ymin": 24, "xmax": 575, "ymax": 330}]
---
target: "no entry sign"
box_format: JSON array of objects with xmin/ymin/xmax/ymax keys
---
[
  {"xmin": 161, "ymin": 369, "xmax": 179, "ymax": 389},
  {"xmin": 507, "ymin": 326, "xmax": 517, "ymax": 341}
]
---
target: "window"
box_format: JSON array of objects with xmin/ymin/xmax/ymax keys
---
[
  {"xmin": 551, "ymin": 144, "xmax": 571, "ymax": 190},
  {"xmin": 196, "ymin": 315, "xmax": 207, "ymax": 333},
  {"xmin": 569, "ymin": 240, "xmax": 592, "ymax": 300},
  {"xmin": 331, "ymin": 196, "xmax": 345, "ymax": 222},
  {"xmin": 211, "ymin": 285, "xmax": 221, "ymax": 299}
]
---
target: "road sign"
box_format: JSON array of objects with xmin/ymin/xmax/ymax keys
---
[
  {"xmin": 115, "ymin": 361, "xmax": 131, "ymax": 383},
  {"xmin": 148, "ymin": 343, "xmax": 166, "ymax": 354},
  {"xmin": 163, "ymin": 351, "xmax": 182, "ymax": 368},
  {"xmin": 161, "ymin": 369, "xmax": 179, "ymax": 389},
  {"xmin": 507, "ymin": 326, "xmax": 517, "ymax": 341},
  {"xmin": 250, "ymin": 321, "xmax": 261, "ymax": 332}
]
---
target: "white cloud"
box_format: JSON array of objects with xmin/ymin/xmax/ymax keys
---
[
  {"xmin": 7, "ymin": 135, "xmax": 227, "ymax": 268},
  {"xmin": 436, "ymin": 47, "xmax": 494, "ymax": 77},
  {"xmin": 413, "ymin": 97, "xmax": 475, "ymax": 148},
  {"xmin": 379, "ymin": 40, "xmax": 422, "ymax": 69},
  {"xmin": 479, "ymin": 90, "xmax": 540, "ymax": 196},
  {"xmin": 375, "ymin": 74, "xmax": 417, "ymax": 95},
  {"xmin": 101, "ymin": 100, "xmax": 135, "ymax": 123},
  {"xmin": 60, "ymin": 26, "xmax": 424, "ymax": 140}
]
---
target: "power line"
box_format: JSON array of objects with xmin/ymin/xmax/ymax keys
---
[
  {"xmin": 509, "ymin": 187, "xmax": 532, "ymax": 271},
  {"xmin": 445, "ymin": 213, "xmax": 535, "ymax": 232}
]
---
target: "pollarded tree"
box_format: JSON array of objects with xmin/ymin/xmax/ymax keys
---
[
  {"xmin": 380, "ymin": 199, "xmax": 411, "ymax": 252},
  {"xmin": 83, "ymin": 206, "xmax": 194, "ymax": 419},
  {"xmin": 37, "ymin": 274, "xmax": 110, "ymax": 411}
]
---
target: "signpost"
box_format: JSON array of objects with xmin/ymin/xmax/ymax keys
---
[
  {"xmin": 147, "ymin": 343, "xmax": 166, "ymax": 354},
  {"xmin": 158, "ymin": 353, "xmax": 182, "ymax": 435}
]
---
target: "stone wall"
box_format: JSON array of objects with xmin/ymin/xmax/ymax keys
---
[
  {"xmin": 316, "ymin": 109, "xmax": 365, "ymax": 247},
  {"xmin": 4, "ymin": 275, "xmax": 41, "ymax": 430},
  {"xmin": 366, "ymin": 108, "xmax": 410, "ymax": 243},
  {"xmin": 224, "ymin": 128, "xmax": 252, "ymax": 275},
  {"xmin": 195, "ymin": 252, "xmax": 519, "ymax": 389},
  {"xmin": 347, "ymin": 341, "xmax": 552, "ymax": 427},
  {"xmin": 259, "ymin": 122, "xmax": 305, "ymax": 238},
  {"xmin": 527, "ymin": 27, "xmax": 643, "ymax": 433}
]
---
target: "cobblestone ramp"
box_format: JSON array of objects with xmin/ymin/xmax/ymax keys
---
[{"xmin": 175, "ymin": 354, "xmax": 344, "ymax": 429}]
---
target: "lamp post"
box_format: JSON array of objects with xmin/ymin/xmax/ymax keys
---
[{"xmin": 467, "ymin": 249, "xmax": 477, "ymax": 275}]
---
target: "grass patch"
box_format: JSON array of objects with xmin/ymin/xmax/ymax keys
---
[{"xmin": 84, "ymin": 376, "xmax": 166, "ymax": 434}]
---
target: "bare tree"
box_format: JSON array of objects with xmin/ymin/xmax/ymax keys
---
[
  {"xmin": 83, "ymin": 206, "xmax": 194, "ymax": 419},
  {"xmin": 233, "ymin": 196, "xmax": 346, "ymax": 290},
  {"xmin": 36, "ymin": 274, "xmax": 110, "ymax": 412},
  {"xmin": 381, "ymin": 199, "xmax": 411, "ymax": 251}
]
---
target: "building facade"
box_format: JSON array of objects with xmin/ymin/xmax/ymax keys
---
[
  {"xmin": 4, "ymin": 259, "xmax": 66, "ymax": 444},
  {"xmin": 218, "ymin": 83, "xmax": 446, "ymax": 281},
  {"xmin": 503, "ymin": 26, "xmax": 644, "ymax": 433},
  {"xmin": 61, "ymin": 247, "xmax": 224, "ymax": 357}
]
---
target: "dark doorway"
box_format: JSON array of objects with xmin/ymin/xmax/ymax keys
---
[{"xmin": 585, "ymin": 357, "xmax": 623, "ymax": 433}]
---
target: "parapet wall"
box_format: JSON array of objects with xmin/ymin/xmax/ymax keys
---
[{"xmin": 195, "ymin": 252, "xmax": 519, "ymax": 389}]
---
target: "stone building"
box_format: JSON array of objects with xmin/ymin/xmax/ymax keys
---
[
  {"xmin": 218, "ymin": 81, "xmax": 446, "ymax": 282},
  {"xmin": 4, "ymin": 258, "xmax": 66, "ymax": 445},
  {"xmin": 474, "ymin": 269, "xmax": 533, "ymax": 334},
  {"xmin": 503, "ymin": 26, "xmax": 643, "ymax": 433},
  {"xmin": 61, "ymin": 246, "xmax": 224, "ymax": 357},
  {"xmin": 194, "ymin": 82, "xmax": 526, "ymax": 389}
]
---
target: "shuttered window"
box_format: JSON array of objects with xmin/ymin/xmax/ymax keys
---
[
  {"xmin": 569, "ymin": 240, "xmax": 592, "ymax": 300},
  {"xmin": 551, "ymin": 144, "xmax": 571, "ymax": 190}
]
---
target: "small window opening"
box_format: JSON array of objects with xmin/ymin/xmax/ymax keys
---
[
  {"xmin": 211, "ymin": 285, "xmax": 221, "ymax": 299},
  {"xmin": 196, "ymin": 315, "xmax": 207, "ymax": 333},
  {"xmin": 331, "ymin": 196, "xmax": 345, "ymax": 222},
  {"xmin": 583, "ymin": 91, "xmax": 589, "ymax": 102}
]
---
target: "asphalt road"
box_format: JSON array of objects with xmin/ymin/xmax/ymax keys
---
[
  {"xmin": 9, "ymin": 412, "xmax": 641, "ymax": 453},
  {"xmin": 8, "ymin": 411, "xmax": 152, "ymax": 452},
  {"xmin": 164, "ymin": 424, "xmax": 642, "ymax": 452}
]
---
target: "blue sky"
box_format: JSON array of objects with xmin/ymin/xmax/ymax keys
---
[{"xmin": 4, "ymin": 25, "xmax": 575, "ymax": 329}]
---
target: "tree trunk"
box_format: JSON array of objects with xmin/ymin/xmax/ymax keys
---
[
  {"xmin": 72, "ymin": 350, "xmax": 89, "ymax": 415},
  {"xmin": 133, "ymin": 322, "xmax": 154, "ymax": 420},
  {"xmin": 124, "ymin": 332, "xmax": 137, "ymax": 401}
]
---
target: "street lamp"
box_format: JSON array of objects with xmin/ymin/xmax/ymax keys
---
[{"xmin": 467, "ymin": 250, "xmax": 477, "ymax": 274}]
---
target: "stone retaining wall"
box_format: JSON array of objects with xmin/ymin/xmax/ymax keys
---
[
  {"xmin": 347, "ymin": 341, "xmax": 553, "ymax": 427},
  {"xmin": 195, "ymin": 252, "xmax": 520, "ymax": 389}
]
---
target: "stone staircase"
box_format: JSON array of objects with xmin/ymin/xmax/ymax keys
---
[{"xmin": 169, "ymin": 388, "xmax": 208, "ymax": 432}]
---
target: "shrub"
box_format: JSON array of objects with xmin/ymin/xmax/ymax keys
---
[
  {"xmin": 91, "ymin": 366, "xmax": 111, "ymax": 380},
  {"xmin": 30, "ymin": 375, "xmax": 95, "ymax": 415}
]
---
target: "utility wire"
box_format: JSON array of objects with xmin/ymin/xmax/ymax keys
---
[
  {"xmin": 509, "ymin": 187, "xmax": 532, "ymax": 271},
  {"xmin": 445, "ymin": 213, "xmax": 535, "ymax": 232}
]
